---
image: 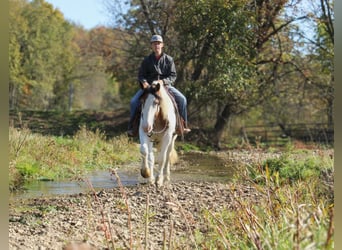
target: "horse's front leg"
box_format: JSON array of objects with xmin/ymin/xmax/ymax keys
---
[
  {"xmin": 156, "ymin": 134, "xmax": 173, "ymax": 188},
  {"xmin": 147, "ymin": 142, "xmax": 155, "ymax": 184},
  {"xmin": 140, "ymin": 133, "xmax": 155, "ymax": 184}
]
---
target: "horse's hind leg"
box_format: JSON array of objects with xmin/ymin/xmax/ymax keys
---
[
  {"xmin": 165, "ymin": 162, "xmax": 171, "ymax": 183},
  {"xmin": 165, "ymin": 134, "xmax": 178, "ymax": 184}
]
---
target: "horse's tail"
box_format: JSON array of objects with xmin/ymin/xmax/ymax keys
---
[{"xmin": 169, "ymin": 134, "xmax": 178, "ymax": 165}]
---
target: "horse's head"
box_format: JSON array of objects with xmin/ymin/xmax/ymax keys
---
[{"xmin": 140, "ymin": 82, "xmax": 162, "ymax": 135}]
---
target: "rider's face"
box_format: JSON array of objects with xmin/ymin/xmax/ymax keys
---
[{"xmin": 151, "ymin": 41, "xmax": 163, "ymax": 55}]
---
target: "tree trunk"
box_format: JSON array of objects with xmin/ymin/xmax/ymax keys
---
[
  {"xmin": 328, "ymin": 74, "xmax": 334, "ymax": 128},
  {"xmin": 213, "ymin": 103, "xmax": 232, "ymax": 149},
  {"xmin": 9, "ymin": 84, "xmax": 17, "ymax": 110},
  {"xmin": 327, "ymin": 98, "xmax": 333, "ymax": 128},
  {"xmin": 191, "ymin": 34, "xmax": 214, "ymax": 81}
]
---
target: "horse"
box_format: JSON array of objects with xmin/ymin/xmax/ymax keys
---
[{"xmin": 139, "ymin": 81, "xmax": 178, "ymax": 187}]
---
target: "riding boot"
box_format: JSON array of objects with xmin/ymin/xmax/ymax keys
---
[
  {"xmin": 176, "ymin": 118, "xmax": 191, "ymax": 135},
  {"xmin": 183, "ymin": 122, "xmax": 191, "ymax": 134},
  {"xmin": 127, "ymin": 121, "xmax": 134, "ymax": 137},
  {"xmin": 183, "ymin": 127, "xmax": 191, "ymax": 133},
  {"xmin": 127, "ymin": 113, "xmax": 137, "ymax": 137},
  {"xmin": 127, "ymin": 107, "xmax": 142, "ymax": 137}
]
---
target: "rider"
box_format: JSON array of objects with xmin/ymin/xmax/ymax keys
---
[{"xmin": 127, "ymin": 34, "xmax": 191, "ymax": 136}]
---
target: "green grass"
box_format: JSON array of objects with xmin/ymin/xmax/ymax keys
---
[
  {"xmin": 177, "ymin": 142, "xmax": 201, "ymax": 152},
  {"xmin": 247, "ymin": 149, "xmax": 333, "ymax": 185},
  {"xmin": 9, "ymin": 125, "xmax": 140, "ymax": 191}
]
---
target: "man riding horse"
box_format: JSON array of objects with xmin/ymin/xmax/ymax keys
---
[{"xmin": 127, "ymin": 34, "xmax": 191, "ymax": 137}]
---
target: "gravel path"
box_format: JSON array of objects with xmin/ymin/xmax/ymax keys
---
[{"xmin": 9, "ymin": 180, "xmax": 260, "ymax": 250}]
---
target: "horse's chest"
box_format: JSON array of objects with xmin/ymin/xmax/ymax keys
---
[
  {"xmin": 149, "ymin": 116, "xmax": 168, "ymax": 140},
  {"xmin": 154, "ymin": 117, "xmax": 167, "ymax": 130}
]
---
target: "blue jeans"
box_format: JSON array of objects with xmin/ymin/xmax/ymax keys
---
[{"xmin": 129, "ymin": 86, "xmax": 188, "ymax": 128}]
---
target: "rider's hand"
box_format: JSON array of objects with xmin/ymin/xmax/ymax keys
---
[
  {"xmin": 157, "ymin": 79, "xmax": 164, "ymax": 85},
  {"xmin": 142, "ymin": 81, "xmax": 149, "ymax": 89}
]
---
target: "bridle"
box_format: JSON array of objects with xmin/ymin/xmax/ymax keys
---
[{"xmin": 141, "ymin": 87, "xmax": 169, "ymax": 137}]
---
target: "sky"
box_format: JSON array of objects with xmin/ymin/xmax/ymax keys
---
[{"xmin": 44, "ymin": 0, "xmax": 112, "ymax": 29}]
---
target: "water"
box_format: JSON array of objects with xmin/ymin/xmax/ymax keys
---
[{"xmin": 10, "ymin": 152, "xmax": 236, "ymax": 200}]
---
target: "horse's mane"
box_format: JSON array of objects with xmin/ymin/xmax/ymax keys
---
[{"xmin": 157, "ymin": 85, "xmax": 174, "ymax": 121}]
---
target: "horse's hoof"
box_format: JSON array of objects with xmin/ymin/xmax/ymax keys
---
[
  {"xmin": 148, "ymin": 177, "xmax": 155, "ymax": 185},
  {"xmin": 156, "ymin": 177, "xmax": 164, "ymax": 188},
  {"xmin": 141, "ymin": 167, "xmax": 150, "ymax": 178}
]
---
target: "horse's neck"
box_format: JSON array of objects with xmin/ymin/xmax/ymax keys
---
[{"xmin": 159, "ymin": 88, "xmax": 174, "ymax": 119}]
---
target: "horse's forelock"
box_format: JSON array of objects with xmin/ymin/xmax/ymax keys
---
[{"xmin": 144, "ymin": 84, "xmax": 160, "ymax": 101}]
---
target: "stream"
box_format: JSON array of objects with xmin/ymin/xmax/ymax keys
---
[{"xmin": 10, "ymin": 152, "xmax": 236, "ymax": 200}]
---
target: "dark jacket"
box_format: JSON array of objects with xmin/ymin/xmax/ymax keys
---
[{"xmin": 138, "ymin": 52, "xmax": 177, "ymax": 86}]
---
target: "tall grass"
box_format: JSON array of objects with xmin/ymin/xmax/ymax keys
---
[
  {"xmin": 194, "ymin": 150, "xmax": 334, "ymax": 249},
  {"xmin": 76, "ymin": 147, "xmax": 332, "ymax": 249},
  {"xmin": 9, "ymin": 125, "xmax": 139, "ymax": 191}
]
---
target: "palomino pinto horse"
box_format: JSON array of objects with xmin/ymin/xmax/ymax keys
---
[{"xmin": 139, "ymin": 81, "xmax": 178, "ymax": 187}]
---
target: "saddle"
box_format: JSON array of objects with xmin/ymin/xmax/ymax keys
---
[{"xmin": 130, "ymin": 88, "xmax": 185, "ymax": 137}]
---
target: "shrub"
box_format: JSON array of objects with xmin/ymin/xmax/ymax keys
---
[{"xmin": 247, "ymin": 150, "xmax": 333, "ymax": 185}]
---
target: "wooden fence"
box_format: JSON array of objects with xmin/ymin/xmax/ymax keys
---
[{"xmin": 240, "ymin": 123, "xmax": 334, "ymax": 145}]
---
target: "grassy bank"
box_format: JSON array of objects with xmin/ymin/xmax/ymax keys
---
[
  {"xmin": 9, "ymin": 126, "xmax": 140, "ymax": 191},
  {"xmin": 194, "ymin": 150, "xmax": 334, "ymax": 249}
]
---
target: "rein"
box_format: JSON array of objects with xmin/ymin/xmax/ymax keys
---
[
  {"xmin": 150, "ymin": 119, "xmax": 169, "ymax": 136},
  {"xmin": 145, "ymin": 103, "xmax": 169, "ymax": 137}
]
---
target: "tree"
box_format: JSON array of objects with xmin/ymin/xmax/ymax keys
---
[
  {"xmin": 309, "ymin": 0, "xmax": 334, "ymax": 127},
  {"xmin": 174, "ymin": 0, "xmax": 299, "ymax": 147},
  {"xmin": 104, "ymin": 0, "xmax": 179, "ymax": 100},
  {"xmin": 260, "ymin": 0, "xmax": 334, "ymax": 132},
  {"xmin": 71, "ymin": 26, "xmax": 123, "ymax": 110},
  {"xmin": 104, "ymin": 0, "xmax": 333, "ymax": 146},
  {"xmin": 9, "ymin": 0, "xmax": 30, "ymax": 109},
  {"xmin": 9, "ymin": 0, "xmax": 76, "ymax": 110},
  {"xmin": 243, "ymin": 1, "xmax": 333, "ymax": 138}
]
